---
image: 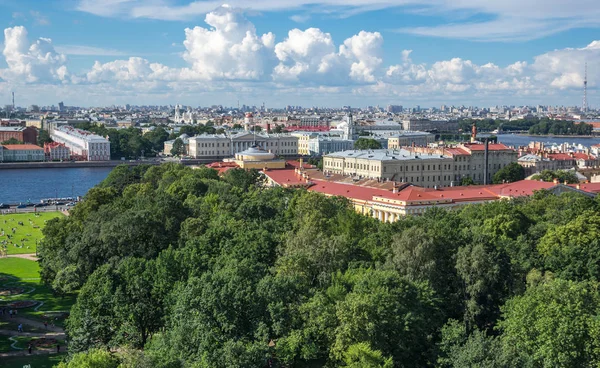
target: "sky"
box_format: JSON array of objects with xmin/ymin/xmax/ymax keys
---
[{"xmin": 0, "ymin": 0, "xmax": 599, "ymax": 108}]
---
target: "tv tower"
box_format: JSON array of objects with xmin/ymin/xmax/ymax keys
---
[{"xmin": 583, "ymin": 62, "xmax": 588, "ymax": 113}]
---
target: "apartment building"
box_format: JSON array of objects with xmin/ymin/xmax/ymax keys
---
[{"xmin": 50, "ymin": 125, "xmax": 110, "ymax": 161}]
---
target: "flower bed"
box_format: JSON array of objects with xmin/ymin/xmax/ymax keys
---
[
  {"xmin": 6, "ymin": 300, "xmax": 38, "ymax": 309},
  {"xmin": 30, "ymin": 337, "xmax": 58, "ymax": 349},
  {"xmin": 0, "ymin": 287, "xmax": 25, "ymax": 296}
]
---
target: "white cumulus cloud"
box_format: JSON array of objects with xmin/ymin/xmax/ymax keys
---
[
  {"xmin": 181, "ymin": 6, "xmax": 276, "ymax": 80},
  {"xmin": 0, "ymin": 26, "xmax": 68, "ymax": 83}
]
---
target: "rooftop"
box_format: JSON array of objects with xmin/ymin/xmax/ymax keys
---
[
  {"xmin": 325, "ymin": 149, "xmax": 449, "ymax": 161},
  {"xmin": 2, "ymin": 144, "xmax": 43, "ymax": 150}
]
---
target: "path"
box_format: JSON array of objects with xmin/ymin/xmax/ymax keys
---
[
  {"xmin": 3, "ymin": 254, "xmax": 38, "ymax": 261},
  {"xmin": 0, "ymin": 313, "xmax": 67, "ymax": 358}
]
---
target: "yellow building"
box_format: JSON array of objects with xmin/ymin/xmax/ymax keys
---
[{"xmin": 233, "ymin": 146, "xmax": 286, "ymax": 169}]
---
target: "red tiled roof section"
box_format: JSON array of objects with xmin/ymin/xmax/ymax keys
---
[
  {"xmin": 264, "ymin": 169, "xmax": 310, "ymax": 187},
  {"xmin": 444, "ymin": 148, "xmax": 470, "ymax": 155},
  {"xmin": 462, "ymin": 143, "xmax": 512, "ymax": 151},
  {"xmin": 572, "ymin": 153, "xmax": 595, "ymax": 160},
  {"xmin": 309, "ymin": 179, "xmax": 391, "ymax": 201},
  {"xmin": 286, "ymin": 160, "xmax": 314, "ymax": 169},
  {"xmin": 2, "ymin": 144, "xmax": 43, "ymax": 150},
  {"xmin": 486, "ymin": 180, "xmax": 555, "ymax": 197},
  {"xmin": 547, "ymin": 153, "xmax": 574, "ymax": 161},
  {"xmin": 571, "ymin": 183, "xmax": 600, "ymax": 193}
]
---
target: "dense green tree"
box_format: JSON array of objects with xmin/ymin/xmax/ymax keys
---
[
  {"xmin": 531, "ymin": 169, "xmax": 579, "ymax": 184},
  {"xmin": 170, "ymin": 138, "xmax": 185, "ymax": 157},
  {"xmin": 437, "ymin": 319, "xmax": 507, "ymax": 368},
  {"xmin": 493, "ymin": 162, "xmax": 525, "ymax": 184},
  {"xmin": 37, "ymin": 129, "xmax": 53, "ymax": 146},
  {"xmin": 56, "ymin": 349, "xmax": 119, "ymax": 368},
  {"xmin": 1, "ymin": 137, "xmax": 23, "ymax": 145},
  {"xmin": 459, "ymin": 176, "xmax": 475, "ymax": 186},
  {"xmin": 499, "ymin": 278, "xmax": 600, "ymax": 367},
  {"xmin": 343, "ymin": 343, "xmax": 393, "ymax": 368},
  {"xmin": 354, "ymin": 138, "xmax": 382, "ymax": 150}
]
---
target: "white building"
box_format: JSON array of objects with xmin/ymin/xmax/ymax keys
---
[
  {"xmin": 387, "ymin": 132, "xmax": 436, "ymax": 148},
  {"xmin": 50, "ymin": 126, "xmax": 110, "ymax": 161},
  {"xmin": 186, "ymin": 132, "xmax": 298, "ymax": 159}
]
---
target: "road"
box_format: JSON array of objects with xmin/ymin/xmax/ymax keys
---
[{"xmin": 0, "ymin": 205, "xmax": 70, "ymax": 215}]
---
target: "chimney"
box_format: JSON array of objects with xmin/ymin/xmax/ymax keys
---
[
  {"xmin": 553, "ymin": 178, "xmax": 559, "ymax": 184},
  {"xmin": 483, "ymin": 139, "xmax": 489, "ymax": 185},
  {"xmin": 576, "ymin": 184, "xmax": 581, "ymax": 190},
  {"xmin": 392, "ymin": 187, "xmax": 398, "ymax": 194}
]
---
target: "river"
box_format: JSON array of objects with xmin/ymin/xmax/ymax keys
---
[
  {"xmin": 0, "ymin": 167, "xmax": 113, "ymax": 204},
  {"xmin": 496, "ymin": 134, "xmax": 600, "ymax": 148}
]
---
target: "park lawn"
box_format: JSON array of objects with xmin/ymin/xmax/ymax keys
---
[
  {"xmin": 0, "ymin": 258, "xmax": 76, "ymax": 329},
  {"xmin": 12, "ymin": 336, "xmax": 65, "ymax": 350},
  {"xmin": 0, "ymin": 320, "xmax": 44, "ymax": 333},
  {"xmin": 0, "ymin": 334, "xmax": 14, "ymax": 353},
  {"xmin": 0, "ymin": 212, "xmax": 63, "ymax": 255},
  {"xmin": 0, "ymin": 352, "xmax": 67, "ymax": 368}
]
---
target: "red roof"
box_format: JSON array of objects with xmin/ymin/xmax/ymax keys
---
[
  {"xmin": 263, "ymin": 169, "xmax": 310, "ymax": 187},
  {"xmin": 462, "ymin": 143, "xmax": 512, "ymax": 151},
  {"xmin": 444, "ymin": 147, "xmax": 470, "ymax": 156},
  {"xmin": 486, "ymin": 180, "xmax": 555, "ymax": 197},
  {"xmin": 572, "ymin": 183, "xmax": 600, "ymax": 193},
  {"xmin": 547, "ymin": 153, "xmax": 574, "ymax": 161},
  {"xmin": 2, "ymin": 144, "xmax": 43, "ymax": 150},
  {"xmin": 286, "ymin": 160, "xmax": 314, "ymax": 169},
  {"xmin": 308, "ymin": 179, "xmax": 390, "ymax": 202},
  {"xmin": 572, "ymin": 153, "xmax": 595, "ymax": 160}
]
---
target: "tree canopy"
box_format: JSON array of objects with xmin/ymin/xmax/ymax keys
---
[
  {"xmin": 531, "ymin": 169, "xmax": 579, "ymax": 184},
  {"xmin": 354, "ymin": 138, "xmax": 382, "ymax": 150},
  {"xmin": 493, "ymin": 162, "xmax": 525, "ymax": 184},
  {"xmin": 38, "ymin": 163, "xmax": 600, "ymax": 367}
]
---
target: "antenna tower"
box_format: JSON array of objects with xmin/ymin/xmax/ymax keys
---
[
  {"xmin": 12, "ymin": 91, "xmax": 14, "ymax": 109},
  {"xmin": 583, "ymin": 62, "xmax": 588, "ymax": 113}
]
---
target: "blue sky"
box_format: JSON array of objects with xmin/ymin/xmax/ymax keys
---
[{"xmin": 0, "ymin": 0, "xmax": 598, "ymax": 108}]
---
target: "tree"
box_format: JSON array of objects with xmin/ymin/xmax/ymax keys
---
[
  {"xmin": 170, "ymin": 138, "xmax": 185, "ymax": 157},
  {"xmin": 354, "ymin": 138, "xmax": 382, "ymax": 150},
  {"xmin": 38, "ymin": 129, "xmax": 53, "ymax": 146},
  {"xmin": 499, "ymin": 278, "xmax": 600, "ymax": 367},
  {"xmin": 56, "ymin": 349, "xmax": 119, "ymax": 368},
  {"xmin": 493, "ymin": 162, "xmax": 525, "ymax": 184},
  {"xmin": 531, "ymin": 169, "xmax": 579, "ymax": 184},
  {"xmin": 537, "ymin": 210, "xmax": 600, "ymax": 281},
  {"xmin": 343, "ymin": 343, "xmax": 393, "ymax": 368},
  {"xmin": 460, "ymin": 176, "xmax": 475, "ymax": 186},
  {"xmin": 1, "ymin": 137, "xmax": 23, "ymax": 145},
  {"xmin": 437, "ymin": 319, "xmax": 507, "ymax": 368}
]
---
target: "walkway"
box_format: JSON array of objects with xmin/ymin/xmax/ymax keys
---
[
  {"xmin": 4, "ymin": 254, "xmax": 39, "ymax": 261},
  {"xmin": 0, "ymin": 313, "xmax": 67, "ymax": 357}
]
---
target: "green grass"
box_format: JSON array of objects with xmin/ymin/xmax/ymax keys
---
[
  {"xmin": 0, "ymin": 334, "xmax": 14, "ymax": 353},
  {"xmin": 0, "ymin": 212, "xmax": 63, "ymax": 255},
  {"xmin": 0, "ymin": 258, "xmax": 76, "ymax": 328},
  {"xmin": 0, "ymin": 352, "xmax": 67, "ymax": 368},
  {"xmin": 0, "ymin": 320, "xmax": 44, "ymax": 333},
  {"xmin": 0, "ymin": 258, "xmax": 40, "ymax": 279}
]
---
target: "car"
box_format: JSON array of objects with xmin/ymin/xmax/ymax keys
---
[
  {"xmin": 55, "ymin": 202, "xmax": 65, "ymax": 206},
  {"xmin": 0, "ymin": 204, "xmax": 9, "ymax": 209},
  {"xmin": 16, "ymin": 204, "xmax": 27, "ymax": 209}
]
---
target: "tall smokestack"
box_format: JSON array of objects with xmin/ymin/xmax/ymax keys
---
[
  {"xmin": 12, "ymin": 92, "xmax": 14, "ymax": 109},
  {"xmin": 483, "ymin": 139, "xmax": 489, "ymax": 185}
]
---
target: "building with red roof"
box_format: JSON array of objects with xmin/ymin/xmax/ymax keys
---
[
  {"xmin": 262, "ymin": 167, "xmax": 597, "ymax": 221},
  {"xmin": 0, "ymin": 144, "xmax": 44, "ymax": 162}
]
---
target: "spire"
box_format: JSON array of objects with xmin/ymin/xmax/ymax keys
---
[{"xmin": 583, "ymin": 62, "xmax": 588, "ymax": 113}]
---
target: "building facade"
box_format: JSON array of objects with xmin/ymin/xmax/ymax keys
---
[
  {"xmin": 308, "ymin": 137, "xmax": 354, "ymax": 156},
  {"xmin": 186, "ymin": 132, "xmax": 298, "ymax": 159},
  {"xmin": 323, "ymin": 143, "xmax": 517, "ymax": 187},
  {"xmin": 0, "ymin": 126, "xmax": 37, "ymax": 145},
  {"xmin": 50, "ymin": 126, "xmax": 110, "ymax": 161},
  {"xmin": 401, "ymin": 118, "xmax": 458, "ymax": 132},
  {"xmin": 387, "ymin": 132, "xmax": 436, "ymax": 149},
  {"xmin": 0, "ymin": 144, "xmax": 45, "ymax": 162},
  {"xmin": 44, "ymin": 142, "xmax": 70, "ymax": 161}
]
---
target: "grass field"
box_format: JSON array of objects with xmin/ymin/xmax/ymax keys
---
[
  {"xmin": 0, "ymin": 212, "xmax": 63, "ymax": 255},
  {"xmin": 0, "ymin": 258, "xmax": 76, "ymax": 328},
  {"xmin": 0, "ymin": 352, "xmax": 67, "ymax": 368}
]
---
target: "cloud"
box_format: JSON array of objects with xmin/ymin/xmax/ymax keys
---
[
  {"xmin": 290, "ymin": 14, "xmax": 311, "ymax": 23},
  {"xmin": 0, "ymin": 26, "xmax": 68, "ymax": 83},
  {"xmin": 75, "ymin": 0, "xmax": 600, "ymax": 42},
  {"xmin": 3, "ymin": 6, "xmax": 600, "ymax": 107},
  {"xmin": 30, "ymin": 11, "xmax": 51, "ymax": 26},
  {"xmin": 55, "ymin": 45, "xmax": 128, "ymax": 56},
  {"xmin": 180, "ymin": 5, "xmax": 276, "ymax": 80}
]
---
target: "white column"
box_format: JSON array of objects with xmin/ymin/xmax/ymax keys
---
[
  {"xmin": 384, "ymin": 211, "xmax": 389, "ymax": 222},
  {"xmin": 390, "ymin": 213, "xmax": 396, "ymax": 222},
  {"xmin": 378, "ymin": 211, "xmax": 384, "ymax": 222}
]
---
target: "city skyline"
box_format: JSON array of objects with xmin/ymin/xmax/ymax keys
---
[{"xmin": 0, "ymin": 1, "xmax": 598, "ymax": 107}]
